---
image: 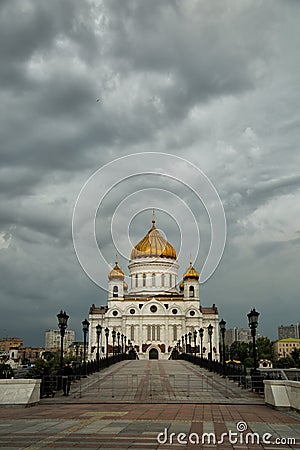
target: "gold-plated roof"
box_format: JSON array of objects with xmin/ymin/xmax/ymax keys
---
[
  {"xmin": 130, "ymin": 217, "xmax": 177, "ymax": 260},
  {"xmin": 183, "ymin": 261, "xmax": 199, "ymax": 281},
  {"xmin": 179, "ymin": 281, "xmax": 184, "ymax": 291},
  {"xmin": 108, "ymin": 259, "xmax": 124, "ymax": 280},
  {"xmin": 123, "ymin": 281, "xmax": 128, "ymax": 291}
]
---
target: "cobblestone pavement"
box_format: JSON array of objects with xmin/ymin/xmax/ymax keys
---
[{"xmin": 0, "ymin": 361, "xmax": 299, "ymax": 449}]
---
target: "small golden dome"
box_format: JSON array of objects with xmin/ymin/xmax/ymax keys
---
[
  {"xmin": 179, "ymin": 281, "xmax": 184, "ymax": 291},
  {"xmin": 130, "ymin": 217, "xmax": 177, "ymax": 260},
  {"xmin": 108, "ymin": 260, "xmax": 124, "ymax": 281},
  {"xmin": 183, "ymin": 261, "xmax": 199, "ymax": 281},
  {"xmin": 123, "ymin": 281, "xmax": 128, "ymax": 291}
]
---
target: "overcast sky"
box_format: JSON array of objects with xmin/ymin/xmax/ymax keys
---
[{"xmin": 1, "ymin": 0, "xmax": 299, "ymax": 347}]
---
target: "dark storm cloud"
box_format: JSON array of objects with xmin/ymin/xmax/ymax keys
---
[{"xmin": 0, "ymin": 0, "xmax": 299, "ymax": 344}]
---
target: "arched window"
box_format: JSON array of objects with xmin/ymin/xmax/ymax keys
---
[
  {"xmin": 130, "ymin": 325, "xmax": 135, "ymax": 341},
  {"xmin": 147, "ymin": 325, "xmax": 151, "ymax": 340},
  {"xmin": 173, "ymin": 325, "xmax": 177, "ymax": 341},
  {"xmin": 152, "ymin": 273, "xmax": 155, "ymax": 287},
  {"xmin": 161, "ymin": 274, "xmax": 164, "ymax": 287},
  {"xmin": 156, "ymin": 326, "xmax": 160, "ymax": 341},
  {"xmin": 113, "ymin": 286, "xmax": 118, "ymax": 297},
  {"xmin": 169, "ymin": 274, "xmax": 172, "ymax": 287},
  {"xmin": 135, "ymin": 274, "xmax": 138, "ymax": 287},
  {"xmin": 143, "ymin": 273, "xmax": 146, "ymax": 287},
  {"xmin": 152, "ymin": 325, "xmax": 156, "ymax": 341},
  {"xmin": 189, "ymin": 286, "xmax": 194, "ymax": 297}
]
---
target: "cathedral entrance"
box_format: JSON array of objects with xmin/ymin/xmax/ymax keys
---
[{"xmin": 149, "ymin": 348, "xmax": 159, "ymax": 360}]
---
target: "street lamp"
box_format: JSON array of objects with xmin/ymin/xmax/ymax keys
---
[
  {"xmin": 181, "ymin": 336, "xmax": 184, "ymax": 353},
  {"xmin": 105, "ymin": 327, "xmax": 109, "ymax": 364},
  {"xmin": 207, "ymin": 324, "xmax": 213, "ymax": 365},
  {"xmin": 185, "ymin": 334, "xmax": 188, "ymax": 353},
  {"xmin": 219, "ymin": 319, "xmax": 226, "ymax": 376},
  {"xmin": 193, "ymin": 330, "xmax": 197, "ymax": 358},
  {"xmin": 247, "ymin": 308, "xmax": 260, "ymax": 372},
  {"xmin": 199, "ymin": 328, "xmax": 204, "ymax": 358},
  {"xmin": 82, "ymin": 318, "xmax": 89, "ymax": 375},
  {"xmin": 57, "ymin": 310, "xmax": 69, "ymax": 370},
  {"xmin": 96, "ymin": 324, "xmax": 102, "ymax": 370},
  {"xmin": 112, "ymin": 329, "xmax": 116, "ymax": 356},
  {"xmin": 121, "ymin": 333, "xmax": 124, "ymax": 354},
  {"xmin": 117, "ymin": 331, "xmax": 120, "ymax": 355},
  {"xmin": 124, "ymin": 335, "xmax": 127, "ymax": 353},
  {"xmin": 188, "ymin": 332, "xmax": 192, "ymax": 354}
]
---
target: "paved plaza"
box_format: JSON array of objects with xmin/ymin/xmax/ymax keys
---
[{"xmin": 0, "ymin": 361, "xmax": 299, "ymax": 449}]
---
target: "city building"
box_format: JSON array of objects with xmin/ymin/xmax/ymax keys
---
[
  {"xmin": 225, "ymin": 328, "xmax": 252, "ymax": 347},
  {"xmin": 88, "ymin": 215, "xmax": 219, "ymax": 360},
  {"xmin": 273, "ymin": 338, "xmax": 300, "ymax": 359},
  {"xmin": 45, "ymin": 329, "xmax": 75, "ymax": 351},
  {"xmin": 0, "ymin": 337, "xmax": 23, "ymax": 351},
  {"xmin": 278, "ymin": 323, "xmax": 300, "ymax": 340}
]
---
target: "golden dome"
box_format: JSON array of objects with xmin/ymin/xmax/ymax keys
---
[
  {"xmin": 123, "ymin": 281, "xmax": 128, "ymax": 291},
  {"xmin": 108, "ymin": 260, "xmax": 124, "ymax": 281},
  {"xmin": 130, "ymin": 217, "xmax": 177, "ymax": 260},
  {"xmin": 183, "ymin": 261, "xmax": 199, "ymax": 281},
  {"xmin": 179, "ymin": 281, "xmax": 184, "ymax": 291}
]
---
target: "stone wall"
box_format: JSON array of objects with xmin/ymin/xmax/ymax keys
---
[
  {"xmin": 264, "ymin": 380, "xmax": 300, "ymax": 411},
  {"xmin": 0, "ymin": 379, "xmax": 41, "ymax": 407}
]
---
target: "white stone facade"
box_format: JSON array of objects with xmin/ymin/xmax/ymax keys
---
[{"xmin": 88, "ymin": 219, "xmax": 219, "ymax": 360}]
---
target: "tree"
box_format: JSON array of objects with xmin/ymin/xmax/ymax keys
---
[
  {"xmin": 229, "ymin": 341, "xmax": 250, "ymax": 362},
  {"xmin": 256, "ymin": 336, "xmax": 274, "ymax": 361},
  {"xmin": 290, "ymin": 349, "xmax": 300, "ymax": 368}
]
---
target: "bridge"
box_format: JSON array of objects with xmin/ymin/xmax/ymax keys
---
[
  {"xmin": 3, "ymin": 360, "xmax": 300, "ymax": 449},
  {"xmin": 41, "ymin": 359, "xmax": 263, "ymax": 404}
]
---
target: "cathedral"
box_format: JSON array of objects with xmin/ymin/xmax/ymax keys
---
[{"xmin": 88, "ymin": 215, "xmax": 219, "ymax": 360}]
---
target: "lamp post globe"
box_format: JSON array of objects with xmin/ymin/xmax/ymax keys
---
[{"xmin": 57, "ymin": 310, "xmax": 69, "ymax": 370}]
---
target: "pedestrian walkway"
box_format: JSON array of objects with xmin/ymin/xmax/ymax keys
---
[
  {"xmin": 0, "ymin": 403, "xmax": 299, "ymax": 449},
  {"xmin": 1, "ymin": 360, "xmax": 300, "ymax": 449},
  {"xmin": 41, "ymin": 360, "xmax": 264, "ymax": 405}
]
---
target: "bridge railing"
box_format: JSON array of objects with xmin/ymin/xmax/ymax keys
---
[{"xmin": 172, "ymin": 351, "xmax": 264, "ymax": 394}]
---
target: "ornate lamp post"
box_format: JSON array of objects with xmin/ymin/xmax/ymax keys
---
[
  {"xmin": 247, "ymin": 308, "xmax": 260, "ymax": 372},
  {"xmin": 121, "ymin": 333, "xmax": 124, "ymax": 354},
  {"xmin": 105, "ymin": 327, "xmax": 109, "ymax": 365},
  {"xmin": 82, "ymin": 318, "xmax": 89, "ymax": 376},
  {"xmin": 96, "ymin": 324, "xmax": 102, "ymax": 370},
  {"xmin": 219, "ymin": 319, "xmax": 226, "ymax": 376},
  {"xmin": 199, "ymin": 328, "xmax": 204, "ymax": 358},
  {"xmin": 193, "ymin": 330, "xmax": 197, "ymax": 358},
  {"xmin": 181, "ymin": 336, "xmax": 184, "ymax": 353},
  {"xmin": 188, "ymin": 332, "xmax": 192, "ymax": 354},
  {"xmin": 117, "ymin": 332, "xmax": 120, "ymax": 355},
  {"xmin": 57, "ymin": 310, "xmax": 69, "ymax": 370},
  {"xmin": 112, "ymin": 329, "xmax": 116, "ymax": 356},
  {"xmin": 207, "ymin": 324, "xmax": 213, "ymax": 366}
]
